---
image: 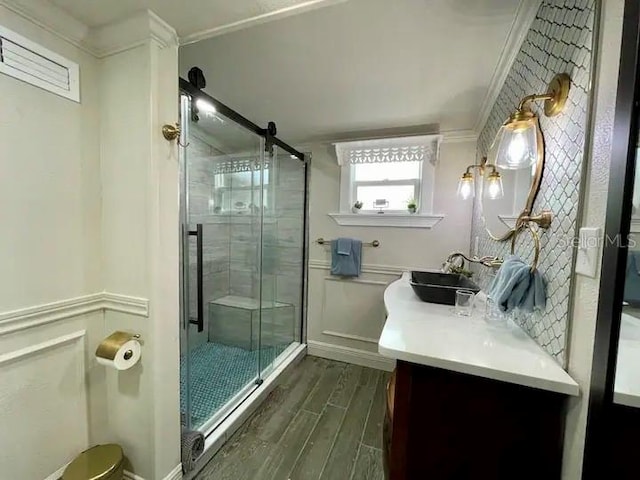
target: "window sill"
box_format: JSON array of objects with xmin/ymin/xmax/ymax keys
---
[{"xmin": 328, "ymin": 213, "xmax": 445, "ymax": 228}]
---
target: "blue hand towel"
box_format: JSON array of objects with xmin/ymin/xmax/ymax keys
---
[
  {"xmin": 520, "ymin": 270, "xmax": 547, "ymax": 313},
  {"xmin": 336, "ymin": 238, "xmax": 352, "ymax": 256},
  {"xmin": 331, "ymin": 238, "xmax": 362, "ymax": 277},
  {"xmin": 624, "ymin": 251, "xmax": 640, "ymax": 306},
  {"xmin": 489, "ymin": 254, "xmax": 547, "ymax": 313}
]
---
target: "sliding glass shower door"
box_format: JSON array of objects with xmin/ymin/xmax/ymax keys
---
[
  {"xmin": 259, "ymin": 146, "xmax": 306, "ymax": 375},
  {"xmin": 179, "ymin": 93, "xmax": 307, "ymax": 433},
  {"xmin": 180, "ymin": 94, "xmax": 266, "ymax": 431}
]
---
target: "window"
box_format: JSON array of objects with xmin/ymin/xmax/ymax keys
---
[
  {"xmin": 353, "ymin": 161, "xmax": 421, "ymax": 212},
  {"xmin": 330, "ymin": 135, "xmax": 444, "ymax": 228},
  {"xmin": 209, "ymin": 157, "xmax": 271, "ymax": 214}
]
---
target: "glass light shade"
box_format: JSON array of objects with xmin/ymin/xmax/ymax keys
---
[
  {"xmin": 484, "ymin": 172, "xmax": 504, "ymax": 200},
  {"xmin": 488, "ymin": 118, "xmax": 539, "ymax": 170},
  {"xmin": 457, "ymin": 173, "xmax": 475, "ymax": 200}
]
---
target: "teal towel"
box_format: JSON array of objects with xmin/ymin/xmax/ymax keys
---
[
  {"xmin": 331, "ymin": 238, "xmax": 362, "ymax": 277},
  {"xmin": 489, "ymin": 254, "xmax": 546, "ymax": 313}
]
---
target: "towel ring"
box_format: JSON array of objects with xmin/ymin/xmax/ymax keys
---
[{"xmin": 511, "ymin": 223, "xmax": 540, "ymax": 272}]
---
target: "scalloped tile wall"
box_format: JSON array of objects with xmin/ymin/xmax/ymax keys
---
[{"xmin": 471, "ymin": 0, "xmax": 596, "ymax": 366}]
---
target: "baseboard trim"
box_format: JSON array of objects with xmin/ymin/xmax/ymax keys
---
[
  {"xmin": 163, "ymin": 464, "xmax": 183, "ymax": 480},
  {"xmin": 0, "ymin": 291, "xmax": 150, "ymax": 335},
  {"xmin": 124, "ymin": 471, "xmax": 145, "ymax": 480},
  {"xmin": 123, "ymin": 464, "xmax": 182, "ymax": 480},
  {"xmin": 44, "ymin": 461, "xmax": 70, "ymax": 480},
  {"xmin": 308, "ymin": 340, "xmax": 396, "ymax": 371}
]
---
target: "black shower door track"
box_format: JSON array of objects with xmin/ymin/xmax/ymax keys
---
[{"xmin": 178, "ymin": 77, "xmax": 305, "ymax": 162}]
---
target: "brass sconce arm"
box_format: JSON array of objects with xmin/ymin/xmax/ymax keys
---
[
  {"xmin": 516, "ymin": 210, "xmax": 553, "ymax": 230},
  {"xmin": 463, "ymin": 157, "xmax": 498, "ymax": 176},
  {"xmin": 515, "ymin": 73, "xmax": 571, "ymax": 117},
  {"xmin": 517, "ymin": 93, "xmax": 554, "ymax": 111}
]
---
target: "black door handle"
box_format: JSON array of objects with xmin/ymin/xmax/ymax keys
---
[{"xmin": 188, "ymin": 224, "xmax": 204, "ymax": 332}]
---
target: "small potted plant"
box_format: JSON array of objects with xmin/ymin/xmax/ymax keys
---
[
  {"xmin": 352, "ymin": 201, "xmax": 363, "ymax": 213},
  {"xmin": 407, "ymin": 198, "xmax": 417, "ymax": 214}
]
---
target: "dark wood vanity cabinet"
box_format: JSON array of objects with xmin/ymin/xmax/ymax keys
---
[
  {"xmin": 383, "ymin": 361, "xmax": 567, "ymax": 480},
  {"xmin": 607, "ymin": 403, "xmax": 640, "ymax": 479}
]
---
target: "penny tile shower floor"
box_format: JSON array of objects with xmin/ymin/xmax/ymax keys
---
[{"xmin": 181, "ymin": 342, "xmax": 287, "ymax": 429}]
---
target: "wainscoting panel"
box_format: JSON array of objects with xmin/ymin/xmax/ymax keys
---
[
  {"xmin": 307, "ymin": 261, "xmax": 402, "ymax": 370},
  {"xmin": 0, "ymin": 330, "xmax": 88, "ymax": 480},
  {"xmin": 321, "ymin": 276, "xmax": 388, "ymax": 344},
  {"xmin": 0, "ymin": 292, "xmax": 151, "ymax": 479}
]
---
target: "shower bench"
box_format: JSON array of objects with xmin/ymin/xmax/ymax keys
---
[{"xmin": 208, "ymin": 295, "xmax": 295, "ymax": 351}]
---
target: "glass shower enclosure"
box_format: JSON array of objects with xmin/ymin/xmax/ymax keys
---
[{"xmin": 179, "ymin": 86, "xmax": 307, "ymax": 434}]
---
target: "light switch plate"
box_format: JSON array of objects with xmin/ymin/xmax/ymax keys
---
[{"xmin": 575, "ymin": 227, "xmax": 602, "ymax": 278}]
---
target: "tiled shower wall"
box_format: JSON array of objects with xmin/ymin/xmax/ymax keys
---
[
  {"xmin": 470, "ymin": 0, "xmax": 595, "ymax": 365},
  {"xmin": 188, "ymin": 133, "xmax": 231, "ymax": 348},
  {"xmin": 228, "ymin": 154, "xmax": 306, "ymax": 337},
  {"xmin": 187, "ymin": 131, "xmax": 306, "ymax": 347}
]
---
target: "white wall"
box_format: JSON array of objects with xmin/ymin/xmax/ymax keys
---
[
  {"xmin": 98, "ymin": 25, "xmax": 180, "ymax": 479},
  {"xmin": 0, "ymin": 6, "xmax": 181, "ymax": 480},
  {"xmin": 562, "ymin": 1, "xmax": 624, "ymax": 478},
  {"xmin": 0, "ymin": 5, "xmax": 104, "ymax": 480},
  {"xmin": 306, "ymin": 139, "xmax": 475, "ymax": 367}
]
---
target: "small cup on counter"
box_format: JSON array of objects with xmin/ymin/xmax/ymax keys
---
[
  {"xmin": 484, "ymin": 296, "xmax": 509, "ymax": 324},
  {"xmin": 455, "ymin": 289, "xmax": 476, "ymax": 317}
]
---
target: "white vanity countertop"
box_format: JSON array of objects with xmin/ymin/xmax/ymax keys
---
[
  {"xmin": 614, "ymin": 313, "xmax": 640, "ymax": 408},
  {"xmin": 379, "ymin": 272, "xmax": 579, "ymax": 396}
]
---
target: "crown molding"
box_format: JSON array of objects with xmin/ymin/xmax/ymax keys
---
[
  {"xmin": 0, "ymin": 0, "xmax": 90, "ymax": 50},
  {"xmin": 473, "ymin": 0, "xmax": 542, "ymax": 134},
  {"xmin": 179, "ymin": 0, "xmax": 350, "ymax": 45},
  {"xmin": 86, "ymin": 9, "xmax": 178, "ymax": 58},
  {"xmin": 441, "ymin": 129, "xmax": 478, "ymax": 144},
  {"xmin": 0, "ymin": 1, "xmax": 177, "ymax": 58}
]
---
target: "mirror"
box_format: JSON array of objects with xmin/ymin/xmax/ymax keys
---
[{"xmin": 480, "ymin": 158, "xmax": 541, "ymax": 240}]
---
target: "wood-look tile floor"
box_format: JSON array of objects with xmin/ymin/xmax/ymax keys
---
[{"xmin": 195, "ymin": 356, "xmax": 389, "ymax": 480}]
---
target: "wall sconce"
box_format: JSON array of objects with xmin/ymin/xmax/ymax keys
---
[
  {"xmin": 457, "ymin": 157, "xmax": 504, "ymax": 201},
  {"xmin": 488, "ymin": 73, "xmax": 571, "ymax": 170}
]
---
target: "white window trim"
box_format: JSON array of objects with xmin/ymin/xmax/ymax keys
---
[{"xmin": 330, "ymin": 135, "xmax": 445, "ymax": 228}]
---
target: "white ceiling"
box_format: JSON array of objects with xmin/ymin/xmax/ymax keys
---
[
  {"xmin": 48, "ymin": 0, "xmax": 336, "ymax": 38},
  {"xmin": 179, "ymin": 0, "xmax": 524, "ymax": 143}
]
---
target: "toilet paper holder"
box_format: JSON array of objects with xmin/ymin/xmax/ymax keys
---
[
  {"xmin": 95, "ymin": 331, "xmax": 143, "ymax": 365},
  {"xmin": 123, "ymin": 334, "xmax": 141, "ymax": 360}
]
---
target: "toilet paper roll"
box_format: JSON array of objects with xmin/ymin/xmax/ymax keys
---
[{"xmin": 96, "ymin": 332, "xmax": 142, "ymax": 370}]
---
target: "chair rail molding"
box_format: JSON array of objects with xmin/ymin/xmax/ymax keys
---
[
  {"xmin": 309, "ymin": 259, "xmax": 409, "ymax": 276},
  {"xmin": 0, "ymin": 292, "xmax": 150, "ymax": 335}
]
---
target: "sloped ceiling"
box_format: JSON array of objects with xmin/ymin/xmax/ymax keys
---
[{"xmin": 179, "ymin": 0, "xmax": 526, "ymax": 143}]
